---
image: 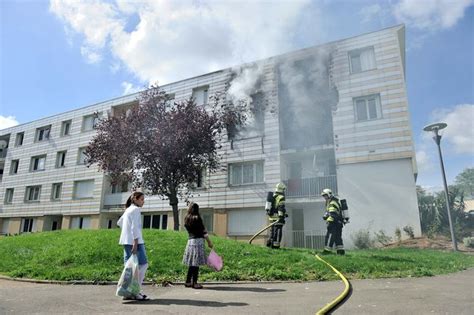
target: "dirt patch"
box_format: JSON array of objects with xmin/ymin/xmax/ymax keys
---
[{"xmin": 383, "ymin": 235, "xmax": 474, "ymax": 253}]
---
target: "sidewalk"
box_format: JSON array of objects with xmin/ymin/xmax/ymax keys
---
[{"xmin": 0, "ymin": 268, "xmax": 473, "ymax": 314}]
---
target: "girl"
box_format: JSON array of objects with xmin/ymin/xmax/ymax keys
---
[
  {"xmin": 117, "ymin": 191, "xmax": 149, "ymax": 300},
  {"xmin": 182, "ymin": 202, "xmax": 213, "ymax": 289}
]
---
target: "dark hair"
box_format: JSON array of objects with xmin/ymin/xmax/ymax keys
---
[
  {"xmin": 125, "ymin": 191, "xmax": 144, "ymax": 208},
  {"xmin": 184, "ymin": 202, "xmax": 201, "ymax": 226}
]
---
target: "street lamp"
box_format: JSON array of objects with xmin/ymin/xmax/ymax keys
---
[{"xmin": 423, "ymin": 122, "xmax": 458, "ymax": 251}]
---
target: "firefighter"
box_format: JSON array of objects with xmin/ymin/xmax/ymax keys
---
[
  {"xmin": 266, "ymin": 183, "xmax": 287, "ymax": 249},
  {"xmin": 321, "ymin": 188, "xmax": 345, "ymax": 255}
]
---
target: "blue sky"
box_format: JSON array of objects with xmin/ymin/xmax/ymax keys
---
[{"xmin": 1, "ymin": 0, "xmax": 473, "ymax": 192}]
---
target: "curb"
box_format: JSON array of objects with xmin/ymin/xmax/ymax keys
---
[{"xmin": 0, "ymin": 274, "xmax": 314, "ymax": 286}]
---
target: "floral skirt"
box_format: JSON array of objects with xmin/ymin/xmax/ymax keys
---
[{"xmin": 182, "ymin": 238, "xmax": 207, "ymax": 267}]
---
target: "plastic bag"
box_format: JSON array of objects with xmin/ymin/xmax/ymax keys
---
[
  {"xmin": 207, "ymin": 249, "xmax": 223, "ymax": 271},
  {"xmin": 116, "ymin": 254, "xmax": 140, "ymax": 298}
]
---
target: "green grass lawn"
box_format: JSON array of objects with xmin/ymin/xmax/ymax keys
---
[{"xmin": 0, "ymin": 229, "xmax": 473, "ymax": 283}]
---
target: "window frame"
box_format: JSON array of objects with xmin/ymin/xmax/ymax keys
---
[
  {"xmin": 10, "ymin": 159, "xmax": 19, "ymax": 175},
  {"xmin": 56, "ymin": 150, "xmax": 67, "ymax": 168},
  {"xmin": 192, "ymin": 86, "xmax": 209, "ymax": 106},
  {"xmin": 15, "ymin": 132, "xmax": 24, "ymax": 147},
  {"xmin": 51, "ymin": 183, "xmax": 62, "ymax": 201},
  {"xmin": 353, "ymin": 94, "xmax": 383, "ymax": 122},
  {"xmin": 348, "ymin": 46, "xmax": 376, "ymax": 74},
  {"xmin": 142, "ymin": 214, "xmax": 168, "ymax": 230},
  {"xmin": 35, "ymin": 125, "xmax": 52, "ymax": 142},
  {"xmin": 30, "ymin": 154, "xmax": 47, "ymax": 172},
  {"xmin": 61, "ymin": 120, "xmax": 72, "ymax": 137},
  {"xmin": 82, "ymin": 114, "xmax": 100, "ymax": 132},
  {"xmin": 73, "ymin": 179, "xmax": 95, "ymax": 200},
  {"xmin": 228, "ymin": 160, "xmax": 264, "ymax": 186},
  {"xmin": 77, "ymin": 147, "xmax": 87, "ymax": 165},
  {"xmin": 4, "ymin": 188, "xmax": 14, "ymax": 204},
  {"xmin": 25, "ymin": 185, "xmax": 41, "ymax": 203}
]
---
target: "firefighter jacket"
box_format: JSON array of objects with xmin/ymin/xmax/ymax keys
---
[
  {"xmin": 269, "ymin": 192, "xmax": 287, "ymax": 223},
  {"xmin": 323, "ymin": 197, "xmax": 343, "ymax": 224}
]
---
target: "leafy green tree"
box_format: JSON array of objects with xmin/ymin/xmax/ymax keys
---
[{"xmin": 454, "ymin": 167, "xmax": 474, "ymax": 197}]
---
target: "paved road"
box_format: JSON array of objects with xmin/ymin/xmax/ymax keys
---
[{"xmin": 0, "ymin": 268, "xmax": 473, "ymax": 314}]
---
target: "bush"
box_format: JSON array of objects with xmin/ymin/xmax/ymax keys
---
[
  {"xmin": 395, "ymin": 227, "xmax": 402, "ymax": 243},
  {"xmin": 374, "ymin": 229, "xmax": 393, "ymax": 246},
  {"xmin": 351, "ymin": 229, "xmax": 374, "ymax": 249},
  {"xmin": 403, "ymin": 225, "xmax": 415, "ymax": 239},
  {"xmin": 463, "ymin": 237, "xmax": 474, "ymax": 248}
]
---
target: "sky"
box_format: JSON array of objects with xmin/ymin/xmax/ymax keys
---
[{"xmin": 0, "ymin": 0, "xmax": 473, "ymax": 192}]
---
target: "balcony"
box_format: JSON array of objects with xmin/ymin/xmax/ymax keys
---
[{"xmin": 283, "ymin": 175, "xmax": 337, "ymax": 198}]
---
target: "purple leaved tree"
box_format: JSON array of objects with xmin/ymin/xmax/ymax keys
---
[{"xmin": 86, "ymin": 85, "xmax": 244, "ymax": 230}]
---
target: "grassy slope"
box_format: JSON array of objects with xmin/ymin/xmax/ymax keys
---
[{"xmin": 0, "ymin": 229, "xmax": 473, "ymax": 282}]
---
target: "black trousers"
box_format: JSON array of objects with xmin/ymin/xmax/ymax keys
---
[
  {"xmin": 324, "ymin": 222, "xmax": 343, "ymax": 250},
  {"xmin": 267, "ymin": 222, "xmax": 283, "ymax": 248},
  {"xmin": 186, "ymin": 266, "xmax": 200, "ymax": 284}
]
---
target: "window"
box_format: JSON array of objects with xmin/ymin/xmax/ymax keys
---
[
  {"xmin": 349, "ymin": 46, "xmax": 376, "ymax": 73},
  {"xmin": 73, "ymin": 179, "xmax": 94, "ymax": 199},
  {"xmin": 61, "ymin": 120, "xmax": 72, "ymax": 136},
  {"xmin": 70, "ymin": 216, "xmax": 91, "ymax": 229},
  {"xmin": 142, "ymin": 214, "xmax": 168, "ymax": 230},
  {"xmin": 229, "ymin": 161, "xmax": 264, "ymax": 186},
  {"xmin": 192, "ymin": 86, "xmax": 209, "ymax": 106},
  {"xmin": 35, "ymin": 125, "xmax": 51, "ymax": 142},
  {"xmin": 202, "ymin": 212, "xmax": 213, "ymax": 233},
  {"xmin": 354, "ymin": 94, "xmax": 382, "ymax": 122},
  {"xmin": 10, "ymin": 159, "xmax": 19, "ymax": 175},
  {"xmin": 111, "ymin": 180, "xmax": 129, "ymax": 193},
  {"xmin": 82, "ymin": 114, "xmax": 100, "ymax": 131},
  {"xmin": 165, "ymin": 93, "xmax": 175, "ymax": 106},
  {"xmin": 77, "ymin": 147, "xmax": 87, "ymax": 165},
  {"xmin": 228, "ymin": 209, "xmax": 266, "ymax": 235},
  {"xmin": 196, "ymin": 168, "xmax": 207, "ymax": 188},
  {"xmin": 30, "ymin": 155, "xmax": 46, "ymax": 171},
  {"xmin": 25, "ymin": 185, "xmax": 41, "ymax": 202},
  {"xmin": 51, "ymin": 183, "xmax": 62, "ymax": 201},
  {"xmin": 21, "ymin": 218, "xmax": 34, "ymax": 233},
  {"xmin": 4, "ymin": 188, "xmax": 14, "ymax": 204},
  {"xmin": 56, "ymin": 151, "xmax": 67, "ymax": 168},
  {"xmin": 15, "ymin": 132, "xmax": 24, "ymax": 146}
]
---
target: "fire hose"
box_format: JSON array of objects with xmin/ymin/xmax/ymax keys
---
[
  {"xmin": 314, "ymin": 254, "xmax": 352, "ymax": 314},
  {"xmin": 248, "ymin": 220, "xmax": 279, "ymax": 244}
]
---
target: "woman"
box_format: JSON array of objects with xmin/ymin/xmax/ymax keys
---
[
  {"xmin": 117, "ymin": 191, "xmax": 149, "ymax": 300},
  {"xmin": 182, "ymin": 202, "xmax": 213, "ymax": 289}
]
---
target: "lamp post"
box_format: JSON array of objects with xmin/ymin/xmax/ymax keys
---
[{"xmin": 423, "ymin": 122, "xmax": 458, "ymax": 251}]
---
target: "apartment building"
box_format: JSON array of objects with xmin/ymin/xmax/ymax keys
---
[{"xmin": 0, "ymin": 25, "xmax": 421, "ymax": 248}]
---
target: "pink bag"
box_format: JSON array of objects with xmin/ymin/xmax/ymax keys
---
[{"xmin": 207, "ymin": 249, "xmax": 223, "ymax": 271}]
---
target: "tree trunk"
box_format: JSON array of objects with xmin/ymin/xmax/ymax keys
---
[{"xmin": 169, "ymin": 193, "xmax": 180, "ymax": 231}]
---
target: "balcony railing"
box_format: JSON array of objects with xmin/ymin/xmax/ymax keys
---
[
  {"xmin": 283, "ymin": 175, "xmax": 337, "ymax": 198},
  {"xmin": 282, "ymin": 230, "xmax": 326, "ymax": 249}
]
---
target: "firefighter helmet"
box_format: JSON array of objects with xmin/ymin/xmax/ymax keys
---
[
  {"xmin": 275, "ymin": 182, "xmax": 286, "ymax": 193},
  {"xmin": 321, "ymin": 188, "xmax": 333, "ymax": 197}
]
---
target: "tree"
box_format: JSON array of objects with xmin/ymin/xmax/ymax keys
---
[
  {"xmin": 86, "ymin": 85, "xmax": 244, "ymax": 230},
  {"xmin": 454, "ymin": 167, "xmax": 474, "ymax": 197}
]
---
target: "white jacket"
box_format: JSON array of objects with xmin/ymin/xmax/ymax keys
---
[{"xmin": 117, "ymin": 204, "xmax": 144, "ymax": 245}]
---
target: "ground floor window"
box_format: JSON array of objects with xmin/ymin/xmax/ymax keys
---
[
  {"xmin": 227, "ymin": 209, "xmax": 266, "ymax": 235},
  {"xmin": 21, "ymin": 218, "xmax": 34, "ymax": 233},
  {"xmin": 70, "ymin": 216, "xmax": 91, "ymax": 229},
  {"xmin": 143, "ymin": 214, "xmax": 168, "ymax": 230}
]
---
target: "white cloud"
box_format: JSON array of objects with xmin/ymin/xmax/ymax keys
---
[
  {"xmin": 0, "ymin": 115, "xmax": 19, "ymax": 130},
  {"xmin": 393, "ymin": 0, "xmax": 474, "ymax": 30},
  {"xmin": 415, "ymin": 148, "xmax": 434, "ymax": 173},
  {"xmin": 359, "ymin": 4, "xmax": 383, "ymax": 23},
  {"xmin": 50, "ymin": 0, "xmax": 314, "ymax": 85},
  {"xmin": 429, "ymin": 104, "xmax": 474, "ymax": 154},
  {"xmin": 121, "ymin": 81, "xmax": 142, "ymax": 95}
]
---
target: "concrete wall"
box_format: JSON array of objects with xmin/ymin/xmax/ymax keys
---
[{"xmin": 337, "ymin": 158, "xmax": 421, "ymax": 248}]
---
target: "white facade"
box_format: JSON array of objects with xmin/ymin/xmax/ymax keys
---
[{"xmin": 0, "ymin": 25, "xmax": 420, "ymax": 248}]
